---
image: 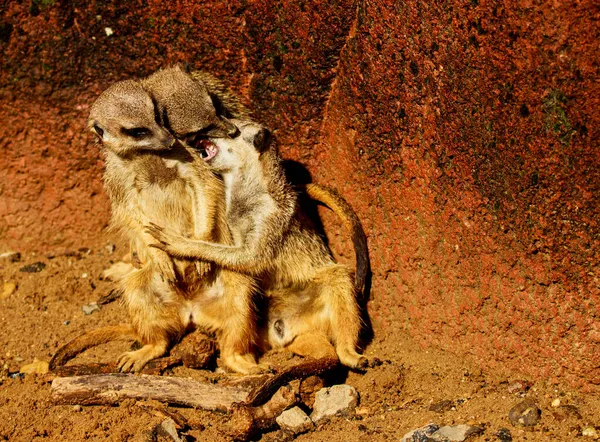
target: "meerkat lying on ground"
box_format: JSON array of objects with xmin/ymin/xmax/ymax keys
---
[
  {"xmin": 147, "ymin": 119, "xmax": 370, "ymax": 369},
  {"xmin": 52, "ymin": 74, "xmax": 262, "ymax": 374}
]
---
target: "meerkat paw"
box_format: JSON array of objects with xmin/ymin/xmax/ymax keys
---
[
  {"xmin": 117, "ymin": 344, "xmax": 166, "ymax": 373},
  {"xmin": 117, "ymin": 351, "xmax": 148, "ymax": 373},
  {"xmin": 194, "ymin": 260, "xmax": 212, "ymax": 278},
  {"xmin": 222, "ymin": 353, "xmax": 267, "ymax": 375},
  {"xmin": 149, "ymin": 248, "xmax": 177, "ymax": 283},
  {"xmin": 337, "ymin": 349, "xmax": 369, "ymax": 370},
  {"xmin": 146, "ymin": 223, "xmax": 189, "ymax": 258}
]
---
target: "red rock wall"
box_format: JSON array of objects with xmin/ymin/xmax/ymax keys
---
[{"xmin": 1, "ymin": 0, "xmax": 598, "ymax": 388}]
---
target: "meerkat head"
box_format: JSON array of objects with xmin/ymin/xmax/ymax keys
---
[
  {"xmin": 88, "ymin": 80, "xmax": 175, "ymax": 156},
  {"xmin": 195, "ymin": 119, "xmax": 272, "ymax": 173},
  {"xmin": 142, "ymin": 65, "xmax": 238, "ymax": 147}
]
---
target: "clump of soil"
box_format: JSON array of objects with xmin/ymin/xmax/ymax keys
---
[{"xmin": 0, "ymin": 244, "xmax": 598, "ymax": 441}]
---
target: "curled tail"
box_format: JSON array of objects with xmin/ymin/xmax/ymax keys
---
[
  {"xmin": 303, "ymin": 183, "xmax": 370, "ymax": 295},
  {"xmin": 49, "ymin": 324, "xmax": 137, "ymax": 370}
]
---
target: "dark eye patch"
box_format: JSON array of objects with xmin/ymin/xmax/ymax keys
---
[
  {"xmin": 93, "ymin": 124, "xmax": 104, "ymax": 138},
  {"xmin": 121, "ymin": 127, "xmax": 152, "ymax": 139}
]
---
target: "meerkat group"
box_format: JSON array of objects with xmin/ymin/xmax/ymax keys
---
[{"xmin": 51, "ymin": 65, "xmax": 371, "ymax": 374}]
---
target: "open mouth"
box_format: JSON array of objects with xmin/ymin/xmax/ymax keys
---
[{"xmin": 192, "ymin": 139, "xmax": 219, "ymax": 161}]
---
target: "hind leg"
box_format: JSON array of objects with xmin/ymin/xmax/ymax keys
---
[
  {"xmin": 285, "ymin": 332, "xmax": 337, "ymax": 360},
  {"xmin": 313, "ymin": 265, "xmax": 368, "ymax": 369},
  {"xmin": 118, "ymin": 266, "xmax": 183, "ymax": 372},
  {"xmin": 196, "ymin": 270, "xmax": 264, "ymax": 374}
]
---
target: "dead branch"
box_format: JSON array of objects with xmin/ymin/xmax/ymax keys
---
[
  {"xmin": 51, "ymin": 374, "xmax": 251, "ymax": 412},
  {"xmin": 243, "ymin": 356, "xmax": 338, "ymax": 406},
  {"xmin": 228, "ymin": 385, "xmax": 297, "ymax": 441},
  {"xmin": 51, "ymin": 357, "xmax": 337, "ymax": 412}
]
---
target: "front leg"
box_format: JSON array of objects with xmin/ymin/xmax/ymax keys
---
[{"xmin": 146, "ymin": 223, "xmax": 264, "ymax": 275}]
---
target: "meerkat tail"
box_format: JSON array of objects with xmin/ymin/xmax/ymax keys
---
[
  {"xmin": 49, "ymin": 324, "xmax": 137, "ymax": 370},
  {"xmin": 303, "ymin": 183, "xmax": 370, "ymax": 295}
]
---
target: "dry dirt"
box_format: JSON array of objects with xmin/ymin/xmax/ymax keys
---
[{"xmin": 0, "ymin": 243, "xmax": 598, "ymax": 441}]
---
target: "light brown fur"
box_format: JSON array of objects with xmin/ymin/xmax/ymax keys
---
[
  {"xmin": 63, "ymin": 78, "xmax": 262, "ymax": 374},
  {"xmin": 148, "ymin": 120, "xmax": 370, "ymax": 369}
]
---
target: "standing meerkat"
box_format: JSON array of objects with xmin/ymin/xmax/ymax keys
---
[
  {"xmin": 147, "ymin": 120, "xmax": 370, "ymax": 369},
  {"xmin": 52, "ymin": 78, "xmax": 262, "ymax": 374}
]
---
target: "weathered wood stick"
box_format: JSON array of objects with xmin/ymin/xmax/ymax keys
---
[
  {"xmin": 51, "ymin": 357, "xmax": 338, "ymax": 415},
  {"xmin": 228, "ymin": 385, "xmax": 297, "ymax": 441},
  {"xmin": 243, "ymin": 356, "xmax": 338, "ymax": 406},
  {"xmin": 51, "ymin": 374, "xmax": 251, "ymax": 412}
]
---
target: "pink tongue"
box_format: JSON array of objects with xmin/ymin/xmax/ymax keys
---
[
  {"xmin": 204, "ymin": 143, "xmax": 217, "ymax": 160},
  {"xmin": 195, "ymin": 139, "xmax": 218, "ymax": 161}
]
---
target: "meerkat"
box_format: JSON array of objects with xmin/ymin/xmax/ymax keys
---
[
  {"xmin": 147, "ymin": 120, "xmax": 370, "ymax": 368},
  {"xmin": 52, "ymin": 78, "xmax": 262, "ymax": 374}
]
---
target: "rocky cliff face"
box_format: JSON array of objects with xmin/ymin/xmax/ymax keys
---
[{"xmin": 1, "ymin": 0, "xmax": 598, "ymax": 388}]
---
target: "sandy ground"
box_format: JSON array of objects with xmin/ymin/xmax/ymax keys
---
[{"xmin": 0, "ymin": 242, "xmax": 598, "ymax": 441}]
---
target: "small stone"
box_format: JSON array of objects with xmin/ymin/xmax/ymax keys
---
[
  {"xmin": 20, "ymin": 262, "xmax": 46, "ymax": 273},
  {"xmin": 310, "ymin": 384, "xmax": 359, "ymax": 424},
  {"xmin": 81, "ymin": 273, "xmax": 88, "ymax": 279},
  {"xmin": 507, "ymin": 380, "xmax": 531, "ymax": 394},
  {"xmin": 551, "ymin": 398, "xmax": 561, "ymax": 407},
  {"xmin": 429, "ymin": 399, "xmax": 455, "ymax": 413},
  {"xmin": 73, "ymin": 405, "xmax": 82, "ymax": 412},
  {"xmin": 508, "ymin": 399, "xmax": 541, "ymax": 427},
  {"xmin": 82, "ymin": 302, "xmax": 100, "ymax": 315},
  {"xmin": 276, "ymin": 407, "xmax": 314, "ymax": 435},
  {"xmin": 582, "ymin": 426, "xmax": 599, "ymax": 439},
  {"xmin": 19, "ymin": 359, "xmax": 49, "ymax": 374},
  {"xmin": 401, "ymin": 423, "xmax": 440, "ymax": 442},
  {"xmin": 1, "ymin": 282, "xmax": 17, "ymax": 300},
  {"xmin": 104, "ymin": 27, "xmax": 113, "ymax": 36},
  {"xmin": 0, "ymin": 251, "xmax": 21, "ymax": 262},
  {"xmin": 356, "ymin": 407, "xmax": 370, "ymax": 417},
  {"xmin": 495, "ymin": 428, "xmax": 512, "ymax": 441},
  {"xmin": 105, "ymin": 243, "xmax": 116, "ymax": 254},
  {"xmin": 154, "ymin": 418, "xmax": 183, "ymax": 442},
  {"xmin": 431, "ymin": 424, "xmax": 483, "ymax": 441}
]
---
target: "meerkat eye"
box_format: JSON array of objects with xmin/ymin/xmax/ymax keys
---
[
  {"xmin": 121, "ymin": 127, "xmax": 152, "ymax": 139},
  {"xmin": 93, "ymin": 124, "xmax": 104, "ymax": 138}
]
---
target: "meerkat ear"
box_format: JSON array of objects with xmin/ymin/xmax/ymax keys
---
[{"xmin": 253, "ymin": 127, "xmax": 272, "ymax": 153}]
